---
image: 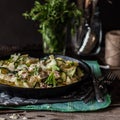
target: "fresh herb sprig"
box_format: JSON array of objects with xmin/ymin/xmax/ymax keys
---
[
  {"xmin": 45, "ymin": 72, "xmax": 57, "ymax": 87},
  {"xmin": 23, "ymin": 0, "xmax": 82, "ymax": 54},
  {"xmin": 23, "ymin": 0, "xmax": 82, "ymax": 31}
]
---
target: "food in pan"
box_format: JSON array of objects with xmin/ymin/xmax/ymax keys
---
[{"xmin": 0, "ymin": 54, "xmax": 84, "ymax": 88}]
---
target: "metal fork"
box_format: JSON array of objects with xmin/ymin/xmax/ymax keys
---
[
  {"xmin": 103, "ymin": 71, "xmax": 117, "ymax": 85},
  {"xmin": 99, "ymin": 70, "xmax": 118, "ymax": 88},
  {"xmin": 91, "ymin": 67, "xmax": 104, "ymax": 102}
]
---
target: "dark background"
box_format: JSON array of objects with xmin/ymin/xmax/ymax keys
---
[
  {"xmin": 0, "ymin": 0, "xmax": 41, "ymax": 49},
  {"xmin": 0, "ymin": 0, "xmax": 119, "ymax": 50},
  {"xmin": 99, "ymin": 0, "xmax": 120, "ymax": 40}
]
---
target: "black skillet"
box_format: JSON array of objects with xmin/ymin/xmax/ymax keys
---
[{"xmin": 0, "ymin": 55, "xmax": 91, "ymax": 99}]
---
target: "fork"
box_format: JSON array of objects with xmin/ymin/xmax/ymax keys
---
[
  {"xmin": 102, "ymin": 71, "xmax": 117, "ymax": 85},
  {"xmin": 91, "ymin": 67, "xmax": 104, "ymax": 102}
]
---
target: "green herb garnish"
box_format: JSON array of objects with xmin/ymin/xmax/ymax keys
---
[{"xmin": 45, "ymin": 72, "xmax": 57, "ymax": 87}]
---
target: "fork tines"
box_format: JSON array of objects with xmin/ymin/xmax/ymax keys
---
[{"xmin": 103, "ymin": 70, "xmax": 118, "ymax": 85}]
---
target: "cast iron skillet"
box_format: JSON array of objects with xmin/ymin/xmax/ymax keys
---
[{"xmin": 0, "ymin": 55, "xmax": 91, "ymax": 99}]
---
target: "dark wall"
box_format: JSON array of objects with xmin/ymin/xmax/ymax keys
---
[
  {"xmin": 99, "ymin": 0, "xmax": 120, "ymax": 41},
  {"xmin": 0, "ymin": 0, "xmax": 42, "ymax": 48}
]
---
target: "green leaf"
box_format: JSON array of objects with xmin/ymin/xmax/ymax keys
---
[{"xmin": 45, "ymin": 72, "xmax": 57, "ymax": 87}]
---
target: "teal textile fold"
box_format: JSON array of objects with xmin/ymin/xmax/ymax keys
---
[
  {"xmin": 0, "ymin": 94, "xmax": 111, "ymax": 112},
  {"xmin": 0, "ymin": 61, "xmax": 111, "ymax": 112}
]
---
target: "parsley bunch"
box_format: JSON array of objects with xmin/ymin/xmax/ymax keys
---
[{"xmin": 23, "ymin": 0, "xmax": 82, "ymax": 54}]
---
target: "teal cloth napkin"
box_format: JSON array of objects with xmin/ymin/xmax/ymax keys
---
[{"xmin": 0, "ymin": 61, "xmax": 111, "ymax": 112}]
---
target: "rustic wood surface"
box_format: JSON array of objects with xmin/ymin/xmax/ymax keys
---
[{"xmin": 0, "ymin": 107, "xmax": 120, "ymax": 120}]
